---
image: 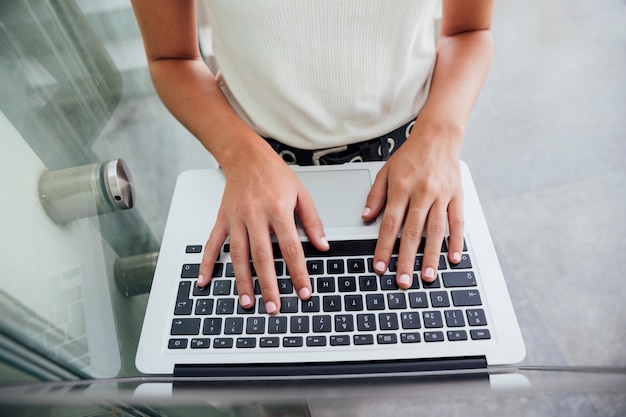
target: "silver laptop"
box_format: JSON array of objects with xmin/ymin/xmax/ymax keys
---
[{"xmin": 136, "ymin": 161, "xmax": 525, "ymax": 379}]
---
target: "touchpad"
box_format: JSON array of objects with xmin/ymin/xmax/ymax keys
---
[{"xmin": 296, "ymin": 169, "xmax": 374, "ymax": 228}]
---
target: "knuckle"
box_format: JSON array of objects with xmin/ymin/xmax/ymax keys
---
[
  {"xmin": 402, "ymin": 225, "xmax": 422, "ymax": 241},
  {"xmin": 381, "ymin": 216, "xmax": 399, "ymax": 234},
  {"xmin": 428, "ymin": 219, "xmax": 446, "ymax": 235},
  {"xmin": 229, "ymin": 244, "xmax": 247, "ymax": 262}
]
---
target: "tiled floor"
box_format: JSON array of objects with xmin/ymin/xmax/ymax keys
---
[{"xmin": 89, "ymin": 0, "xmax": 625, "ymax": 414}]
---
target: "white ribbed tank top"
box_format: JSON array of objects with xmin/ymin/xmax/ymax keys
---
[{"xmin": 205, "ymin": 0, "xmax": 440, "ymax": 149}]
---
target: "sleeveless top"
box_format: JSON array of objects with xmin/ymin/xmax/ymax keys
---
[{"xmin": 205, "ymin": 0, "xmax": 440, "ymax": 149}]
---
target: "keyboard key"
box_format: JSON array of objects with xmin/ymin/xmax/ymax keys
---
[
  {"xmin": 268, "ymin": 316, "xmax": 288, "ymax": 334},
  {"xmin": 334, "ymin": 315, "xmax": 354, "ymax": 332},
  {"xmin": 344, "ymin": 295, "xmax": 364, "ymax": 311},
  {"xmin": 260, "ymin": 337, "xmax": 280, "ymax": 348},
  {"xmin": 174, "ymin": 299, "xmax": 193, "ymax": 315},
  {"xmin": 470, "ymin": 329, "xmax": 491, "ymax": 340},
  {"xmin": 401, "ymin": 332, "xmax": 421, "ymax": 343},
  {"xmin": 312, "ymin": 315, "xmax": 332, "ymax": 332},
  {"xmin": 185, "ymin": 245, "xmax": 203, "ymax": 253},
  {"xmin": 304, "ymin": 240, "xmax": 377, "ymax": 257},
  {"xmin": 422, "ymin": 311, "xmax": 444, "ymax": 328},
  {"xmin": 280, "ymin": 297, "xmax": 299, "ymax": 313},
  {"xmin": 330, "ymin": 335, "xmax": 350, "ymax": 346},
  {"xmin": 422, "ymin": 276, "xmax": 441, "ymax": 288},
  {"xmin": 354, "ymin": 334, "xmax": 374, "ymax": 345},
  {"xmin": 380, "ymin": 275, "xmax": 399, "ymax": 290},
  {"xmin": 302, "ymin": 296, "xmax": 321, "ymax": 312},
  {"xmin": 168, "ymin": 338, "xmax": 188, "ymax": 349},
  {"xmin": 401, "ymin": 312, "xmax": 421, "ymax": 329},
  {"xmin": 211, "ymin": 263, "xmax": 224, "ymax": 278},
  {"xmin": 290, "ymin": 316, "xmax": 310, "ymax": 333},
  {"xmin": 323, "ymin": 295, "xmax": 342, "ymax": 312},
  {"xmin": 449, "ymin": 253, "xmax": 473, "ymax": 269},
  {"xmin": 359, "ymin": 275, "xmax": 378, "ymax": 291},
  {"xmin": 225, "ymin": 263, "xmax": 235, "ymax": 277},
  {"xmin": 278, "ymin": 279, "xmax": 293, "ymax": 294},
  {"xmin": 202, "ymin": 318, "xmax": 222, "ymax": 335},
  {"xmin": 215, "ymin": 298, "xmax": 235, "ymax": 314},
  {"xmin": 307, "ymin": 260, "xmax": 324, "ymax": 275},
  {"xmin": 466, "ymin": 309, "xmax": 488, "ymax": 326},
  {"xmin": 213, "ymin": 280, "xmax": 231, "ymax": 295},
  {"xmin": 193, "ymin": 284, "xmax": 210, "ymax": 297},
  {"xmin": 307, "ymin": 336, "xmax": 327, "ymax": 347},
  {"xmin": 356, "ymin": 314, "xmax": 377, "ymax": 331},
  {"xmin": 274, "ymin": 260, "xmax": 285, "ymax": 276},
  {"xmin": 444, "ymin": 310, "xmax": 466, "ymax": 327},
  {"xmin": 195, "ymin": 299, "xmax": 214, "ymax": 315},
  {"xmin": 171, "ymin": 318, "xmax": 201, "ymax": 335},
  {"xmin": 327, "ymin": 259, "xmax": 345, "ymax": 274},
  {"xmin": 317, "ymin": 277, "xmax": 335, "ymax": 293},
  {"xmin": 347, "ymin": 258, "xmax": 366, "ymax": 273},
  {"xmin": 430, "ymin": 291, "xmax": 450, "ymax": 308},
  {"xmin": 224, "ymin": 317, "xmax": 244, "ymax": 334},
  {"xmin": 377, "ymin": 333, "xmax": 398, "ymax": 344},
  {"xmin": 442, "ymin": 271, "xmax": 477, "ymax": 287},
  {"xmin": 177, "ymin": 281, "xmax": 192, "ymax": 300},
  {"xmin": 387, "ymin": 292, "xmax": 407, "ymax": 309},
  {"xmin": 451, "ymin": 290, "xmax": 482, "ymax": 306},
  {"xmin": 284, "ymin": 337, "xmax": 304, "ymax": 347},
  {"xmin": 246, "ymin": 317, "xmax": 265, "ymax": 334},
  {"xmin": 378, "ymin": 313, "xmax": 399, "ymax": 330},
  {"xmin": 447, "ymin": 330, "xmax": 468, "ymax": 341},
  {"xmin": 213, "ymin": 338, "xmax": 234, "ymax": 348},
  {"xmin": 338, "ymin": 276, "xmax": 357, "ymax": 292},
  {"xmin": 190, "ymin": 338, "xmax": 210, "ymax": 349},
  {"xmin": 236, "ymin": 337, "xmax": 256, "ymax": 348},
  {"xmin": 408, "ymin": 292, "xmax": 429, "ymax": 309},
  {"xmin": 366, "ymin": 294, "xmax": 385, "ymax": 310},
  {"xmin": 424, "ymin": 331, "xmax": 445, "ymax": 342},
  {"xmin": 181, "ymin": 263, "xmax": 200, "ymax": 278}
]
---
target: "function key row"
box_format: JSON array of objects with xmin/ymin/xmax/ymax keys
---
[{"xmin": 168, "ymin": 328, "xmax": 490, "ymax": 350}]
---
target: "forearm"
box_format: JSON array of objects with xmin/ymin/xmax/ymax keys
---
[
  {"xmin": 415, "ymin": 29, "xmax": 494, "ymax": 150},
  {"xmin": 149, "ymin": 58, "xmax": 269, "ymax": 171}
]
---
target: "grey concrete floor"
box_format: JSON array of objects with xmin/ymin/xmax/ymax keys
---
[{"xmin": 91, "ymin": 0, "xmax": 625, "ymax": 415}]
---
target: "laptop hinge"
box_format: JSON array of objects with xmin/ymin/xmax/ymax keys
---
[{"xmin": 173, "ymin": 356, "xmax": 487, "ymax": 382}]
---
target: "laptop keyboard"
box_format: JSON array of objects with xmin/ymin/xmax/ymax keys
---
[{"xmin": 169, "ymin": 238, "xmax": 491, "ymax": 351}]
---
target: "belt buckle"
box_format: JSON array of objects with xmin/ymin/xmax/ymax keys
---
[{"xmin": 311, "ymin": 145, "xmax": 348, "ymax": 165}]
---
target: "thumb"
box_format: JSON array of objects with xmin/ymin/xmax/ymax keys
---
[
  {"xmin": 295, "ymin": 189, "xmax": 329, "ymax": 251},
  {"xmin": 362, "ymin": 166, "xmax": 389, "ymax": 221}
]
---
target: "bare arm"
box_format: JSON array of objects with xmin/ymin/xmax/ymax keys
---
[
  {"xmin": 131, "ymin": 0, "xmax": 328, "ymax": 314},
  {"xmin": 364, "ymin": 0, "xmax": 495, "ymax": 286}
]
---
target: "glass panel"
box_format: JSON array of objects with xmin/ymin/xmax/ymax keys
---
[{"xmin": 0, "ymin": 0, "xmax": 216, "ymax": 382}]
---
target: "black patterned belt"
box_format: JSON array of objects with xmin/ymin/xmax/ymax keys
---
[{"xmin": 265, "ymin": 119, "xmax": 416, "ymax": 166}]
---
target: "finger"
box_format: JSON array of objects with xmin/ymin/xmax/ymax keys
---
[
  {"xmin": 228, "ymin": 223, "xmax": 257, "ymax": 310},
  {"xmin": 373, "ymin": 201, "xmax": 408, "ymax": 275},
  {"xmin": 272, "ymin": 216, "xmax": 312, "ymax": 302},
  {"xmin": 198, "ymin": 212, "xmax": 229, "ymax": 288},
  {"xmin": 295, "ymin": 189, "xmax": 329, "ymax": 252},
  {"xmin": 246, "ymin": 221, "xmax": 281, "ymax": 314},
  {"xmin": 362, "ymin": 166, "xmax": 389, "ymax": 221},
  {"xmin": 395, "ymin": 205, "xmax": 428, "ymax": 289},
  {"xmin": 421, "ymin": 202, "xmax": 448, "ymax": 283},
  {"xmin": 447, "ymin": 195, "xmax": 465, "ymax": 265}
]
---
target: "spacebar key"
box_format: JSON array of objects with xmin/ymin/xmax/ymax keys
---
[{"xmin": 301, "ymin": 240, "xmax": 378, "ymax": 257}]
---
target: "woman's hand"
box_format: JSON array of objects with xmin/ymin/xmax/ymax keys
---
[
  {"xmin": 362, "ymin": 122, "xmax": 465, "ymax": 288},
  {"xmin": 198, "ymin": 147, "xmax": 329, "ymax": 315}
]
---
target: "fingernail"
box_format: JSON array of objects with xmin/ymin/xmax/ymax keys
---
[
  {"xmin": 321, "ymin": 236, "xmax": 329, "ymax": 249},
  {"xmin": 423, "ymin": 267, "xmax": 435, "ymax": 281},
  {"xmin": 375, "ymin": 261, "xmax": 386, "ymax": 273},
  {"xmin": 398, "ymin": 274, "xmax": 411, "ymax": 287},
  {"xmin": 362, "ymin": 207, "xmax": 372, "ymax": 217},
  {"xmin": 298, "ymin": 287, "xmax": 311, "ymax": 299},
  {"xmin": 240, "ymin": 294, "xmax": 252, "ymax": 307},
  {"xmin": 265, "ymin": 301, "xmax": 277, "ymax": 314},
  {"xmin": 452, "ymin": 252, "xmax": 461, "ymax": 263},
  {"xmin": 197, "ymin": 274, "xmax": 205, "ymax": 286}
]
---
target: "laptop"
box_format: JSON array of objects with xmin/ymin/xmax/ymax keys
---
[{"xmin": 136, "ymin": 161, "xmax": 525, "ymax": 380}]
